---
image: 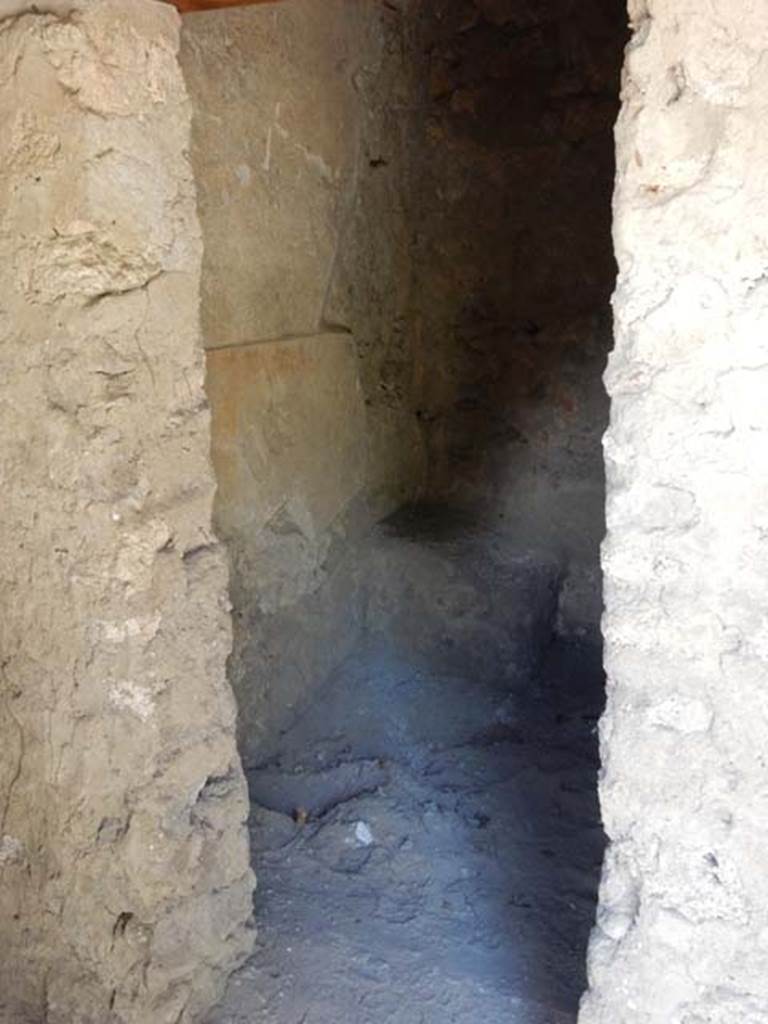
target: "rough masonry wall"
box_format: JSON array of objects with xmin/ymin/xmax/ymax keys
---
[
  {"xmin": 0, "ymin": 3, "xmax": 253, "ymax": 1021},
  {"xmin": 407, "ymin": 0, "xmax": 625, "ymax": 633},
  {"xmin": 582, "ymin": 2, "xmax": 768, "ymax": 1021}
]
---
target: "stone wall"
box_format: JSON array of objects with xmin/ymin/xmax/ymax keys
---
[
  {"xmin": 180, "ymin": 0, "xmax": 427, "ymax": 763},
  {"xmin": 406, "ymin": 0, "xmax": 626, "ymax": 634},
  {"xmin": 581, "ymin": 2, "xmax": 768, "ymax": 1021},
  {"xmin": 0, "ymin": 2, "xmax": 253, "ymax": 1021},
  {"xmin": 206, "ymin": 334, "xmax": 368, "ymax": 765},
  {"xmin": 181, "ymin": 0, "xmax": 426, "ymax": 514}
]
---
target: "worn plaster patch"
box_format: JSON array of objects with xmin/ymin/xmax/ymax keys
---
[
  {"xmin": 115, "ymin": 521, "xmax": 173, "ymax": 594},
  {"xmin": 1, "ymin": 110, "xmax": 61, "ymax": 170},
  {"xmin": 0, "ymin": 835, "xmax": 25, "ymax": 865},
  {"xmin": 20, "ymin": 222, "xmax": 164, "ymax": 303},
  {"xmin": 0, "ymin": 0, "xmax": 75, "ymax": 18},
  {"xmin": 646, "ymin": 697, "xmax": 713, "ymax": 734},
  {"xmin": 96, "ymin": 614, "xmax": 162, "ymax": 645},
  {"xmin": 42, "ymin": 10, "xmax": 179, "ymax": 118},
  {"xmin": 109, "ymin": 681, "xmax": 154, "ymax": 722}
]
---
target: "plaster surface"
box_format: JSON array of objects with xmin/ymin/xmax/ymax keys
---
[
  {"xmin": 581, "ymin": 2, "xmax": 768, "ymax": 1021},
  {"xmin": 206, "ymin": 334, "xmax": 368, "ymax": 763},
  {"xmin": 180, "ymin": 1, "xmax": 428, "ymax": 765},
  {"xmin": 181, "ymin": 0, "xmax": 427, "ymax": 516},
  {"xmin": 0, "ymin": 3, "xmax": 253, "ymax": 1021}
]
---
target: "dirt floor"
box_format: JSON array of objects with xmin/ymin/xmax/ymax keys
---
[{"xmin": 207, "ymin": 618, "xmax": 604, "ymax": 1024}]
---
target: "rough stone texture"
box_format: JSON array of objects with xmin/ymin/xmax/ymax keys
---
[
  {"xmin": 206, "ymin": 335, "xmax": 368, "ymax": 763},
  {"xmin": 0, "ymin": 3, "xmax": 253, "ymax": 1021},
  {"xmin": 581, "ymin": 2, "xmax": 768, "ymax": 1021},
  {"xmin": 404, "ymin": 0, "xmax": 626, "ymax": 634}
]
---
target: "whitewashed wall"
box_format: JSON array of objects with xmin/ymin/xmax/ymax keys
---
[{"xmin": 582, "ymin": 2, "xmax": 768, "ymax": 1021}]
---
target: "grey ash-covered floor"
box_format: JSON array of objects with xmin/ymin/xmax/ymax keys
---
[{"xmin": 208, "ymin": 513, "xmax": 605, "ymax": 1023}]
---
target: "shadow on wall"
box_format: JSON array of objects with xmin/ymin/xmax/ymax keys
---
[{"xmin": 408, "ymin": 0, "xmax": 627, "ymax": 632}]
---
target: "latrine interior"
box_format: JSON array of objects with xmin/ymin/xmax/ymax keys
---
[{"xmin": 180, "ymin": 2, "xmax": 625, "ymax": 1020}]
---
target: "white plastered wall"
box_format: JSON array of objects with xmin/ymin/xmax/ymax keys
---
[{"xmin": 581, "ymin": 2, "xmax": 768, "ymax": 1021}]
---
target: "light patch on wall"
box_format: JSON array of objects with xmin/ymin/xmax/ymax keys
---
[
  {"xmin": 235, "ymin": 164, "xmax": 252, "ymax": 186},
  {"xmin": 115, "ymin": 521, "xmax": 173, "ymax": 594},
  {"xmin": 0, "ymin": 1, "xmax": 75, "ymax": 18},
  {"xmin": 96, "ymin": 614, "xmax": 162, "ymax": 645},
  {"xmin": 109, "ymin": 681, "xmax": 155, "ymax": 722},
  {"xmin": 0, "ymin": 836, "xmax": 25, "ymax": 865},
  {"xmin": 646, "ymin": 696, "xmax": 713, "ymax": 734}
]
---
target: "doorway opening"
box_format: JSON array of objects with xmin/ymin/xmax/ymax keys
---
[{"xmin": 180, "ymin": 1, "xmax": 627, "ymax": 1020}]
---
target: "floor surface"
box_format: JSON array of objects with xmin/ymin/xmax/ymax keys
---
[{"xmin": 207, "ymin": 639, "xmax": 605, "ymax": 1024}]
